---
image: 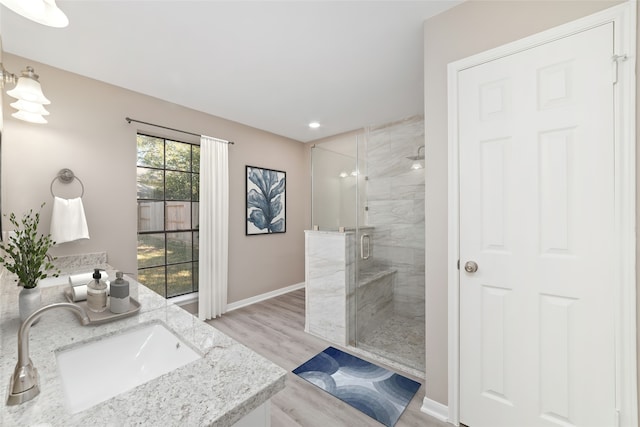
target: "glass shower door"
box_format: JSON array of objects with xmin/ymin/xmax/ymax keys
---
[
  {"xmin": 309, "ymin": 117, "xmax": 426, "ymax": 374},
  {"xmin": 354, "ymin": 117, "xmax": 426, "ymax": 373}
]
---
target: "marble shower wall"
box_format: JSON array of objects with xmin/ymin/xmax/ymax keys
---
[{"xmin": 365, "ymin": 116, "xmax": 425, "ymax": 317}]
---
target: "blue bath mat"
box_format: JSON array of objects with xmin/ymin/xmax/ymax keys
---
[{"xmin": 292, "ymin": 346, "xmax": 421, "ymax": 427}]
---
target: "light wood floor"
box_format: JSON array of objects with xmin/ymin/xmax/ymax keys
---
[{"xmin": 183, "ymin": 289, "xmax": 449, "ymax": 427}]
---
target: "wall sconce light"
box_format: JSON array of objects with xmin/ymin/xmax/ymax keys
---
[
  {"xmin": 0, "ymin": 0, "xmax": 69, "ymax": 28},
  {"xmin": 1, "ymin": 65, "xmax": 51, "ymax": 124}
]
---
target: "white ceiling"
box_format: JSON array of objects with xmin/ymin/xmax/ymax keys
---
[{"xmin": 0, "ymin": 0, "xmax": 462, "ymax": 142}]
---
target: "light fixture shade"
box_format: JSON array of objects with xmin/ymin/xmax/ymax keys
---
[
  {"xmin": 12, "ymin": 110, "xmax": 48, "ymax": 124},
  {"xmin": 0, "ymin": 0, "xmax": 69, "ymax": 28},
  {"xmin": 10, "ymin": 100, "xmax": 50, "ymax": 115},
  {"xmin": 6, "ymin": 66, "xmax": 51, "ymax": 124},
  {"xmin": 6, "ymin": 67, "xmax": 51, "ymax": 104}
]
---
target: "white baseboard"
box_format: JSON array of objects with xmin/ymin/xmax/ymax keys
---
[
  {"xmin": 226, "ymin": 282, "xmax": 305, "ymax": 312},
  {"xmin": 421, "ymin": 397, "xmax": 451, "ymax": 424}
]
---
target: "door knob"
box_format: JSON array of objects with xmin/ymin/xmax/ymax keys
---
[{"xmin": 464, "ymin": 261, "xmax": 478, "ymax": 273}]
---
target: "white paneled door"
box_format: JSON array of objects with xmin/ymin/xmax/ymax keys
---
[{"xmin": 458, "ymin": 23, "xmax": 615, "ymax": 427}]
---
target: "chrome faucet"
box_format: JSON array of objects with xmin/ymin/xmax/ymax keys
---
[{"xmin": 6, "ymin": 302, "xmax": 89, "ymax": 405}]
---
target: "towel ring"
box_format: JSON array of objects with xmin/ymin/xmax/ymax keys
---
[{"xmin": 50, "ymin": 168, "xmax": 85, "ymax": 198}]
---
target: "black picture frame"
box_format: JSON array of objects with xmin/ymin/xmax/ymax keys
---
[{"xmin": 246, "ymin": 165, "xmax": 286, "ymax": 235}]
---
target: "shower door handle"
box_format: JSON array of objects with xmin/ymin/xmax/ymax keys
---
[{"xmin": 361, "ymin": 234, "xmax": 371, "ymax": 260}]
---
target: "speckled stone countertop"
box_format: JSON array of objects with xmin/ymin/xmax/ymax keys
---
[{"xmin": 0, "ymin": 255, "xmax": 286, "ymax": 426}]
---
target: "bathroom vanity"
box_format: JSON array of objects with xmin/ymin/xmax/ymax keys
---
[{"xmin": 0, "ymin": 255, "xmax": 286, "ymax": 426}]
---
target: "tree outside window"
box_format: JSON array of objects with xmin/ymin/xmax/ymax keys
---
[{"xmin": 136, "ymin": 134, "xmax": 199, "ymax": 298}]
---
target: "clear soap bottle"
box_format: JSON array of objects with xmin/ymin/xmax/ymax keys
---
[{"xmin": 86, "ymin": 268, "xmax": 108, "ymax": 313}]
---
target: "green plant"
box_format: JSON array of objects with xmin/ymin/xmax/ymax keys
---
[{"xmin": 0, "ymin": 203, "xmax": 59, "ymax": 288}]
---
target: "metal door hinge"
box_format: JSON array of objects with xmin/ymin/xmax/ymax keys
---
[
  {"xmin": 457, "ymin": 259, "xmax": 460, "ymax": 270},
  {"xmin": 612, "ymin": 54, "xmax": 628, "ymax": 85}
]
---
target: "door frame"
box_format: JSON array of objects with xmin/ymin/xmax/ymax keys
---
[{"xmin": 447, "ymin": 3, "xmax": 637, "ymax": 426}]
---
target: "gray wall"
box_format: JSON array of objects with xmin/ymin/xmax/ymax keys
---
[
  {"xmin": 423, "ymin": 0, "xmax": 629, "ymax": 406},
  {"xmin": 1, "ymin": 52, "xmax": 310, "ymax": 303}
]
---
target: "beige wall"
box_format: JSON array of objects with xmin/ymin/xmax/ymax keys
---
[
  {"xmin": 2, "ymin": 53, "xmax": 310, "ymax": 303},
  {"xmin": 423, "ymin": 0, "xmax": 629, "ymax": 406}
]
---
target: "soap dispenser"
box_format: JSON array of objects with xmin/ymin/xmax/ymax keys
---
[
  {"xmin": 86, "ymin": 268, "xmax": 108, "ymax": 313},
  {"xmin": 109, "ymin": 271, "xmax": 130, "ymax": 314}
]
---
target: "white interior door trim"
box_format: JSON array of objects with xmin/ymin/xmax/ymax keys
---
[{"xmin": 446, "ymin": 3, "xmax": 637, "ymax": 426}]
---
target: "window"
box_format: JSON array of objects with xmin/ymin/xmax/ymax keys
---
[{"xmin": 136, "ymin": 134, "xmax": 200, "ymax": 298}]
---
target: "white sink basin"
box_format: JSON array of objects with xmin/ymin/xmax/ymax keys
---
[{"xmin": 56, "ymin": 322, "xmax": 201, "ymax": 413}]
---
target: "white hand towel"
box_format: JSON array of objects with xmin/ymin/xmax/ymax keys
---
[
  {"xmin": 68, "ymin": 272, "xmax": 109, "ymax": 287},
  {"xmin": 50, "ymin": 196, "xmax": 90, "ymax": 244}
]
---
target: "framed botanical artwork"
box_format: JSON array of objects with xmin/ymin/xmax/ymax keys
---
[{"xmin": 246, "ymin": 165, "xmax": 286, "ymax": 235}]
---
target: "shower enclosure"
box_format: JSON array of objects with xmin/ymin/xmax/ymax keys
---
[{"xmin": 310, "ymin": 116, "xmax": 425, "ymax": 373}]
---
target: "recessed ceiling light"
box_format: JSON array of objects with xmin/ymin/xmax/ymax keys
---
[{"xmin": 308, "ymin": 121, "xmax": 320, "ymax": 129}]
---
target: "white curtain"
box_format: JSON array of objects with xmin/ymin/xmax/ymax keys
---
[{"xmin": 198, "ymin": 135, "xmax": 229, "ymax": 320}]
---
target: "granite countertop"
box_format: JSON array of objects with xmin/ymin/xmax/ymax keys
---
[{"xmin": 0, "ymin": 257, "xmax": 286, "ymax": 426}]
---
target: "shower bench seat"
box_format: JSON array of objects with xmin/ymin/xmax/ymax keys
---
[{"xmin": 357, "ymin": 267, "xmax": 396, "ymax": 337}]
